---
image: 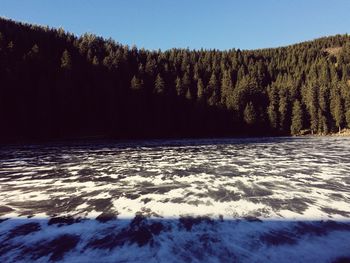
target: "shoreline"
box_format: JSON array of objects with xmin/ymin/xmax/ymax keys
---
[
  {"xmin": 1, "ymin": 129, "xmax": 350, "ymax": 147},
  {"xmin": 299, "ymin": 128, "xmax": 350, "ymax": 137}
]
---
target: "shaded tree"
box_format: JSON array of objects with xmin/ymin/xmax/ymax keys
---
[
  {"xmin": 154, "ymin": 74, "xmax": 165, "ymax": 94},
  {"xmin": 207, "ymin": 72, "xmax": 219, "ymax": 106},
  {"xmin": 197, "ymin": 78, "xmax": 205, "ymax": 101},
  {"xmin": 291, "ymin": 100, "xmax": 303, "ymax": 135},
  {"xmin": 130, "ymin": 75, "xmax": 143, "ymax": 91},
  {"xmin": 2, "ymin": 17, "xmax": 350, "ymax": 142},
  {"xmin": 61, "ymin": 49, "xmax": 72, "ymax": 70},
  {"xmin": 243, "ymin": 102, "xmax": 257, "ymax": 126}
]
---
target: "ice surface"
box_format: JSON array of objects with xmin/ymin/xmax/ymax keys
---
[{"xmin": 0, "ymin": 137, "xmax": 350, "ymax": 262}]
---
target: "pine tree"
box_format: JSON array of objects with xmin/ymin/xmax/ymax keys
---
[
  {"xmin": 291, "ymin": 100, "xmax": 303, "ymax": 135},
  {"xmin": 7, "ymin": 41, "xmax": 14, "ymax": 51},
  {"xmin": 318, "ymin": 109, "xmax": 328, "ymax": 134},
  {"xmin": 175, "ymin": 77, "xmax": 184, "ymax": 96},
  {"xmin": 221, "ymin": 70, "xmax": 234, "ymax": 108},
  {"xmin": 154, "ymin": 74, "xmax": 165, "ymax": 94},
  {"xmin": 207, "ymin": 72, "xmax": 219, "ymax": 106},
  {"xmin": 278, "ymin": 95, "xmax": 288, "ymax": 132},
  {"xmin": 86, "ymin": 49, "xmax": 93, "ymax": 62},
  {"xmin": 243, "ymin": 102, "xmax": 257, "ymax": 126},
  {"xmin": 145, "ymin": 56, "xmax": 156, "ymax": 76},
  {"xmin": 268, "ymin": 104, "xmax": 278, "ymax": 130},
  {"xmin": 346, "ymin": 109, "xmax": 350, "ymax": 128},
  {"xmin": 61, "ymin": 49, "xmax": 72, "ymax": 70},
  {"xmin": 197, "ymin": 78, "xmax": 205, "ymax": 101},
  {"xmin": 305, "ymin": 85, "xmax": 318, "ymax": 134},
  {"xmin": 330, "ymin": 85, "xmax": 345, "ymax": 133},
  {"xmin": 185, "ymin": 88, "xmax": 192, "ymax": 100},
  {"xmin": 27, "ymin": 44, "xmax": 39, "ymax": 59},
  {"xmin": 182, "ymin": 72, "xmax": 191, "ymax": 95},
  {"xmin": 267, "ymin": 85, "xmax": 279, "ymax": 130},
  {"xmin": 130, "ymin": 75, "xmax": 143, "ymax": 91},
  {"xmin": 333, "ymin": 96, "xmax": 345, "ymax": 133},
  {"xmin": 92, "ymin": 55, "xmax": 99, "ymax": 66}
]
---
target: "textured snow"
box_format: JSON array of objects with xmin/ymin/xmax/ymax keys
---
[{"xmin": 0, "ymin": 137, "xmax": 350, "ymax": 262}]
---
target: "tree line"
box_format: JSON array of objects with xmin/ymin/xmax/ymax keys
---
[{"xmin": 0, "ymin": 18, "xmax": 350, "ymax": 142}]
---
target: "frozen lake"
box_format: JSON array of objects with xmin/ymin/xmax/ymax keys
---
[{"xmin": 0, "ymin": 137, "xmax": 350, "ymax": 262}]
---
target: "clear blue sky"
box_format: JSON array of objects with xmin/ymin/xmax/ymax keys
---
[{"xmin": 1, "ymin": 0, "xmax": 349, "ymax": 50}]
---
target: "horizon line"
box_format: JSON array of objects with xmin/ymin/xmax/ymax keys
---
[{"xmin": 1, "ymin": 16, "xmax": 349, "ymax": 53}]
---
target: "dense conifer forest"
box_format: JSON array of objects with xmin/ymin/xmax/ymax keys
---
[{"xmin": 1, "ymin": 18, "xmax": 350, "ymax": 142}]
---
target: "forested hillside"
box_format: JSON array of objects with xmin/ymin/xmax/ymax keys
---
[{"xmin": 1, "ymin": 18, "xmax": 350, "ymax": 142}]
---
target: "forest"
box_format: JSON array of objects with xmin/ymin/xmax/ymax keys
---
[{"xmin": 1, "ymin": 18, "xmax": 350, "ymax": 142}]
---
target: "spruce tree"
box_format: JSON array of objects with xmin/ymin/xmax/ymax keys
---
[
  {"xmin": 92, "ymin": 55, "xmax": 99, "ymax": 66},
  {"xmin": 346, "ymin": 109, "xmax": 350, "ymax": 128},
  {"xmin": 207, "ymin": 72, "xmax": 219, "ymax": 106},
  {"xmin": 197, "ymin": 78, "xmax": 205, "ymax": 101},
  {"xmin": 175, "ymin": 77, "xmax": 184, "ymax": 96},
  {"xmin": 267, "ymin": 85, "xmax": 279, "ymax": 130},
  {"xmin": 221, "ymin": 70, "xmax": 233, "ymax": 108},
  {"xmin": 305, "ymin": 85, "xmax": 318, "ymax": 134},
  {"xmin": 243, "ymin": 102, "xmax": 257, "ymax": 126},
  {"xmin": 61, "ymin": 49, "xmax": 72, "ymax": 70},
  {"xmin": 333, "ymin": 96, "xmax": 345, "ymax": 133},
  {"xmin": 185, "ymin": 88, "xmax": 192, "ymax": 100},
  {"xmin": 154, "ymin": 74, "xmax": 165, "ymax": 94},
  {"xmin": 291, "ymin": 100, "xmax": 303, "ymax": 135},
  {"xmin": 182, "ymin": 72, "xmax": 191, "ymax": 95},
  {"xmin": 278, "ymin": 95, "xmax": 288, "ymax": 132},
  {"xmin": 130, "ymin": 75, "xmax": 143, "ymax": 91}
]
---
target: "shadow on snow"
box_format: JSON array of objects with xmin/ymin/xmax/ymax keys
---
[{"xmin": 0, "ymin": 216, "xmax": 350, "ymax": 262}]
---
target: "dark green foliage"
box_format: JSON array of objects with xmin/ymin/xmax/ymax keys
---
[
  {"xmin": 346, "ymin": 110, "xmax": 350, "ymax": 128},
  {"xmin": 291, "ymin": 100, "xmax": 303, "ymax": 135},
  {"xmin": 175, "ymin": 77, "xmax": 184, "ymax": 97},
  {"xmin": 267, "ymin": 85, "xmax": 279, "ymax": 130},
  {"xmin": 197, "ymin": 78, "xmax": 204, "ymax": 101},
  {"xmin": 221, "ymin": 70, "xmax": 234, "ymax": 109},
  {"xmin": 1, "ymin": 18, "xmax": 350, "ymax": 142},
  {"xmin": 243, "ymin": 102, "xmax": 257, "ymax": 126},
  {"xmin": 61, "ymin": 49, "xmax": 72, "ymax": 70},
  {"xmin": 154, "ymin": 74, "xmax": 165, "ymax": 94},
  {"xmin": 305, "ymin": 85, "xmax": 318, "ymax": 134},
  {"xmin": 207, "ymin": 73, "xmax": 219, "ymax": 106},
  {"xmin": 130, "ymin": 75, "xmax": 143, "ymax": 91},
  {"xmin": 333, "ymin": 95, "xmax": 345, "ymax": 132}
]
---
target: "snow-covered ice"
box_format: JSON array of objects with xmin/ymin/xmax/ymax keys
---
[{"xmin": 0, "ymin": 137, "xmax": 349, "ymax": 262}]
